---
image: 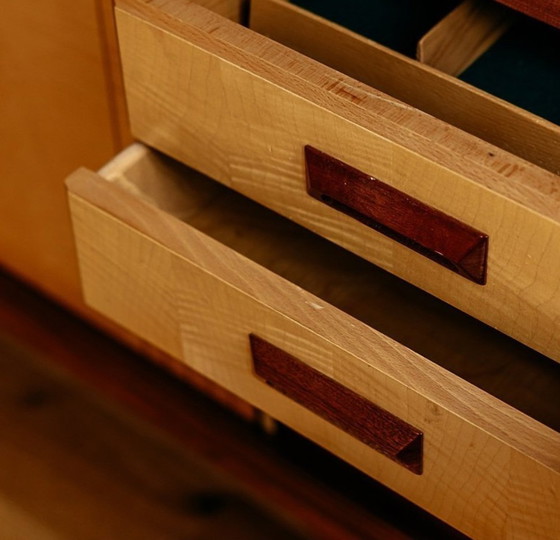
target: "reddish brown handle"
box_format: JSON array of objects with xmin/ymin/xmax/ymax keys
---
[
  {"xmin": 250, "ymin": 334, "xmax": 423, "ymax": 474},
  {"xmin": 305, "ymin": 146, "xmax": 489, "ymax": 284}
]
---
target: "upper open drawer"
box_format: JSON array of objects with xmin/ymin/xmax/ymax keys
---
[{"xmin": 115, "ymin": 0, "xmax": 560, "ymax": 363}]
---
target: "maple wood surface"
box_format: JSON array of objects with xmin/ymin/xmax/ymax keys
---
[
  {"xmin": 115, "ymin": 0, "xmax": 560, "ymax": 363},
  {"xmin": 66, "ymin": 144, "xmax": 560, "ymax": 539},
  {"xmin": 71, "ymin": 145, "xmax": 560, "ymax": 431}
]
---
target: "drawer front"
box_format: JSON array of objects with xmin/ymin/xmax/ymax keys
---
[
  {"xmin": 66, "ymin": 147, "xmax": 560, "ymax": 539},
  {"xmin": 115, "ymin": 0, "xmax": 560, "ymax": 363}
]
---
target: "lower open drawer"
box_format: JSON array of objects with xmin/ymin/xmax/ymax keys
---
[{"xmin": 66, "ymin": 144, "xmax": 560, "ymax": 539}]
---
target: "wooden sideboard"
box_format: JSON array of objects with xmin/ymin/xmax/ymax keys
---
[{"xmin": 3, "ymin": 1, "xmax": 560, "ymax": 538}]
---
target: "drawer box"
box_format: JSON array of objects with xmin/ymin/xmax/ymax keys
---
[
  {"xmin": 115, "ymin": 0, "xmax": 560, "ymax": 362},
  {"xmin": 67, "ymin": 144, "xmax": 560, "ymax": 539}
]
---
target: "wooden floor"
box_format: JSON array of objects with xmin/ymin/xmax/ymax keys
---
[
  {"xmin": 0, "ymin": 320, "xmax": 308, "ymax": 539},
  {"xmin": 0, "ymin": 268, "xmax": 464, "ymax": 539}
]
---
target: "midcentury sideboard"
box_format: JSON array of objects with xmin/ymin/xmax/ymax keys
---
[{"xmin": 4, "ymin": 1, "xmax": 560, "ymax": 538}]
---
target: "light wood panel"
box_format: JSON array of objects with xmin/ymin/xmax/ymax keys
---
[
  {"xmin": 116, "ymin": 0, "xmax": 560, "ymax": 362},
  {"xmin": 0, "ymin": 0, "xmax": 129, "ymax": 309},
  {"xmin": 66, "ymin": 145, "xmax": 560, "ymax": 539},
  {"xmin": 417, "ymin": 0, "xmax": 513, "ymax": 76},
  {"xmin": 250, "ymin": 0, "xmax": 560, "ymax": 174}
]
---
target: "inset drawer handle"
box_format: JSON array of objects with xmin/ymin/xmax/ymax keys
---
[
  {"xmin": 305, "ymin": 146, "xmax": 488, "ymax": 284},
  {"xmin": 250, "ymin": 334, "xmax": 423, "ymax": 474}
]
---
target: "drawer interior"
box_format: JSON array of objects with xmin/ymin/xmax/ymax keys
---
[
  {"xmin": 102, "ymin": 147, "xmax": 560, "ymax": 432},
  {"xmin": 289, "ymin": 0, "xmax": 461, "ymax": 56},
  {"xmin": 460, "ymin": 16, "xmax": 560, "ymax": 124}
]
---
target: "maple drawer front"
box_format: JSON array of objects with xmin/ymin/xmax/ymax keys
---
[
  {"xmin": 66, "ymin": 144, "xmax": 560, "ymax": 540},
  {"xmin": 115, "ymin": 0, "xmax": 560, "ymax": 363}
]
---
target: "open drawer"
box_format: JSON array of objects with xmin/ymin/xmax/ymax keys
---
[
  {"xmin": 67, "ymin": 144, "xmax": 560, "ymax": 539},
  {"xmin": 115, "ymin": 0, "xmax": 560, "ymax": 363}
]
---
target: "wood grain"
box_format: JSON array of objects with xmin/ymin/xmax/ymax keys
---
[
  {"xmin": 251, "ymin": 335, "xmax": 423, "ymax": 474},
  {"xmin": 306, "ymin": 146, "xmax": 488, "ymax": 284},
  {"xmin": 417, "ymin": 0, "xmax": 513, "ymax": 76},
  {"xmin": 0, "ymin": 0, "xmax": 131, "ymax": 310},
  {"xmin": 250, "ymin": 0, "xmax": 560, "ymax": 174},
  {"xmin": 494, "ymin": 0, "xmax": 560, "ymax": 28},
  {"xmin": 116, "ymin": 0, "xmax": 560, "ymax": 362},
  {"xmin": 66, "ymin": 145, "xmax": 560, "ymax": 539}
]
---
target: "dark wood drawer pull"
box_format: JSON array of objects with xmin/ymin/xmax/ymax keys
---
[
  {"xmin": 250, "ymin": 334, "xmax": 423, "ymax": 474},
  {"xmin": 305, "ymin": 145, "xmax": 488, "ymax": 284}
]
